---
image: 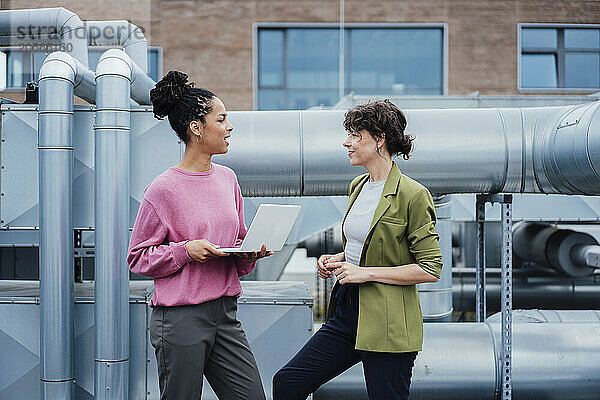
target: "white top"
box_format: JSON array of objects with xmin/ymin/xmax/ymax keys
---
[{"xmin": 342, "ymin": 179, "xmax": 386, "ymax": 266}]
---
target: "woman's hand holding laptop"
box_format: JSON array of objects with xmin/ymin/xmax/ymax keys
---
[
  {"xmin": 234, "ymin": 243, "xmax": 274, "ymax": 263},
  {"xmin": 185, "ymin": 240, "xmax": 273, "ymax": 264},
  {"xmin": 184, "ymin": 239, "xmax": 227, "ymax": 263}
]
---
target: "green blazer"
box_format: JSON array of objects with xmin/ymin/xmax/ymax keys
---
[{"xmin": 327, "ymin": 162, "xmax": 443, "ymax": 353}]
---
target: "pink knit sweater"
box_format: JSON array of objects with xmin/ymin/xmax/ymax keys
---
[{"xmin": 127, "ymin": 163, "xmax": 255, "ymax": 307}]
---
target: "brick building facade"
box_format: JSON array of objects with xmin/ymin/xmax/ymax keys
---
[{"xmin": 1, "ymin": 0, "xmax": 600, "ymax": 109}]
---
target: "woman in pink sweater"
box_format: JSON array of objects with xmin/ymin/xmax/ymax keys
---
[{"xmin": 127, "ymin": 71, "xmax": 271, "ymax": 400}]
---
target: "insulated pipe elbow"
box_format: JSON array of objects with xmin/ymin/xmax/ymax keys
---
[
  {"xmin": 95, "ymin": 48, "xmax": 154, "ymax": 105},
  {"xmin": 38, "ymin": 51, "xmax": 95, "ymax": 104},
  {"xmin": 120, "ymin": 24, "xmax": 148, "ymax": 74},
  {"xmin": 38, "ymin": 52, "xmax": 77, "ymax": 148},
  {"xmin": 85, "ymin": 21, "xmax": 148, "ymax": 73},
  {"xmin": 53, "ymin": 7, "xmax": 88, "ymax": 65},
  {"xmin": 95, "ymin": 49, "xmax": 133, "ymax": 136},
  {"xmin": 0, "ymin": 7, "xmax": 88, "ymax": 65},
  {"xmin": 96, "ymin": 48, "xmax": 133, "ymax": 79},
  {"xmin": 39, "ymin": 51, "xmax": 76, "ymax": 84}
]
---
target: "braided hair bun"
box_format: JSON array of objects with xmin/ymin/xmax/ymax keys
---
[
  {"xmin": 149, "ymin": 70, "xmax": 216, "ymax": 143},
  {"xmin": 150, "ymin": 71, "xmax": 193, "ymax": 119}
]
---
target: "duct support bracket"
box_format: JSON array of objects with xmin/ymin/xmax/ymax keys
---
[
  {"xmin": 475, "ymin": 194, "xmax": 513, "ymax": 400},
  {"xmin": 74, "ymin": 230, "xmax": 82, "ymax": 282},
  {"xmin": 475, "ymin": 197, "xmax": 486, "ymax": 322}
]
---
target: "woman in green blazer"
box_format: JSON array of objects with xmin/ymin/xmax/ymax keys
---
[{"xmin": 273, "ymin": 99, "xmax": 443, "ymax": 400}]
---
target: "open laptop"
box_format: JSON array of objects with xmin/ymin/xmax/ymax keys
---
[{"xmin": 220, "ymin": 204, "xmax": 301, "ymax": 253}]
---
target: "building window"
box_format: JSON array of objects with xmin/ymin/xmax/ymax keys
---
[
  {"xmin": 87, "ymin": 47, "xmax": 162, "ymax": 82},
  {"xmin": 256, "ymin": 25, "xmax": 446, "ymax": 110},
  {"xmin": 520, "ymin": 25, "xmax": 600, "ymax": 91},
  {"xmin": 0, "ymin": 47, "xmax": 162, "ymax": 89}
]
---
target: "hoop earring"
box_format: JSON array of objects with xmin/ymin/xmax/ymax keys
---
[
  {"xmin": 376, "ymin": 146, "xmax": 380, "ymax": 154},
  {"xmin": 195, "ymin": 134, "xmax": 202, "ymax": 143}
]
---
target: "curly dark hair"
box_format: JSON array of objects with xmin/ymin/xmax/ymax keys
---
[
  {"xmin": 343, "ymin": 99, "xmax": 414, "ymax": 160},
  {"xmin": 150, "ymin": 70, "xmax": 216, "ymax": 144}
]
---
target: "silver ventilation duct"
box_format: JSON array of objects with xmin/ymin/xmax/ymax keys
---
[
  {"xmin": 226, "ymin": 102, "xmax": 600, "ymax": 196},
  {"xmin": 0, "ymin": 7, "xmax": 88, "ymax": 65},
  {"xmin": 2, "ymin": 7, "xmax": 156, "ymax": 396},
  {"xmin": 315, "ymin": 311, "xmax": 600, "ymax": 400},
  {"xmin": 94, "ymin": 48, "xmax": 154, "ymax": 399},
  {"xmin": 85, "ymin": 20, "xmax": 148, "ymax": 73},
  {"xmin": 38, "ymin": 51, "xmax": 95, "ymax": 400},
  {"xmin": 513, "ymin": 221, "xmax": 600, "ymax": 276},
  {"xmin": 418, "ymin": 195, "xmax": 453, "ymax": 321},
  {"xmin": 452, "ymin": 276, "xmax": 600, "ymax": 311}
]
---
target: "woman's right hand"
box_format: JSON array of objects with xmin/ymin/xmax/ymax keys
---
[
  {"xmin": 185, "ymin": 239, "xmax": 227, "ymax": 263},
  {"xmin": 317, "ymin": 252, "xmax": 344, "ymax": 279}
]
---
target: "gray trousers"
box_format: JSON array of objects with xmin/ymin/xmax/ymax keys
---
[{"xmin": 150, "ymin": 296, "xmax": 266, "ymax": 400}]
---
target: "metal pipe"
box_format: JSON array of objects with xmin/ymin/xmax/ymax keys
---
[
  {"xmin": 225, "ymin": 102, "xmax": 600, "ymax": 196},
  {"xmin": 452, "ymin": 266, "xmax": 569, "ymax": 278},
  {"xmin": 512, "ymin": 222, "xmax": 598, "ymax": 277},
  {"xmin": 571, "ymin": 244, "xmax": 600, "ymax": 268},
  {"xmin": 38, "ymin": 51, "xmax": 95, "ymax": 400},
  {"xmin": 94, "ymin": 48, "xmax": 154, "ymax": 399},
  {"xmin": 0, "ymin": 7, "xmax": 88, "ymax": 65},
  {"xmin": 315, "ymin": 316, "xmax": 600, "ymax": 399},
  {"xmin": 418, "ymin": 195, "xmax": 453, "ymax": 321},
  {"xmin": 452, "ymin": 277, "xmax": 600, "ymax": 311},
  {"xmin": 485, "ymin": 309, "xmax": 600, "ymax": 323},
  {"xmin": 85, "ymin": 20, "xmax": 148, "ymax": 73}
]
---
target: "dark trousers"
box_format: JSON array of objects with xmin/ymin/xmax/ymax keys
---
[
  {"xmin": 149, "ymin": 296, "xmax": 266, "ymax": 400},
  {"xmin": 273, "ymin": 284, "xmax": 417, "ymax": 400}
]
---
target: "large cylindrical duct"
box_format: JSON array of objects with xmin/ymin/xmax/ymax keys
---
[
  {"xmin": 417, "ymin": 195, "xmax": 452, "ymax": 321},
  {"xmin": 225, "ymin": 102, "xmax": 600, "ymax": 196},
  {"xmin": 452, "ymin": 276, "xmax": 600, "ymax": 311},
  {"xmin": 94, "ymin": 49, "xmax": 132, "ymax": 400},
  {"xmin": 0, "ymin": 7, "xmax": 89, "ymax": 65},
  {"xmin": 94, "ymin": 48, "xmax": 154, "ymax": 399},
  {"xmin": 315, "ymin": 313, "xmax": 600, "ymax": 399},
  {"xmin": 513, "ymin": 222, "xmax": 598, "ymax": 277},
  {"xmin": 485, "ymin": 309, "xmax": 600, "ymax": 323},
  {"xmin": 38, "ymin": 51, "xmax": 95, "ymax": 400},
  {"xmin": 85, "ymin": 20, "xmax": 148, "ymax": 73}
]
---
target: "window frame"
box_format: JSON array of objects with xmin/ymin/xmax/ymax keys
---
[
  {"xmin": 0, "ymin": 45, "xmax": 163, "ymax": 91},
  {"xmin": 252, "ymin": 22, "xmax": 448, "ymax": 110},
  {"xmin": 1, "ymin": 46, "xmax": 36, "ymax": 92},
  {"xmin": 518, "ymin": 23, "xmax": 600, "ymax": 93},
  {"xmin": 144, "ymin": 45, "xmax": 164, "ymax": 83}
]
